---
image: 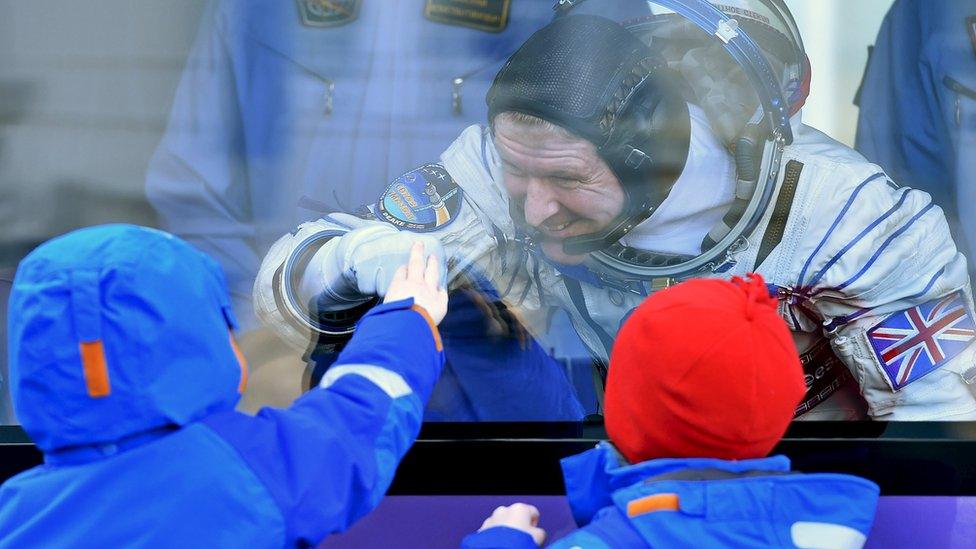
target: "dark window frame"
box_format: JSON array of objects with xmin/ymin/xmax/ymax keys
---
[{"xmin": 4, "ymin": 422, "xmax": 976, "ymax": 495}]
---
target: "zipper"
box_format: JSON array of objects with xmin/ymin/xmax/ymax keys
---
[
  {"xmin": 944, "ymin": 75, "xmax": 976, "ymax": 127},
  {"xmin": 754, "ymin": 160, "xmax": 803, "ymax": 270},
  {"xmin": 452, "ymin": 56, "xmax": 511, "ymax": 116}
]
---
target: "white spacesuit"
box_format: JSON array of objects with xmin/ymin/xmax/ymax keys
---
[{"xmin": 254, "ymin": 1, "xmax": 976, "ymax": 421}]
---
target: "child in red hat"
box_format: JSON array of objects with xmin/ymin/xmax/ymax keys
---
[{"xmin": 464, "ymin": 274, "xmax": 880, "ymax": 548}]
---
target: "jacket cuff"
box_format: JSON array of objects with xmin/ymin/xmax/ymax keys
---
[
  {"xmin": 361, "ymin": 296, "xmax": 416, "ymax": 316},
  {"xmin": 335, "ymin": 297, "xmax": 444, "ymax": 401},
  {"xmin": 461, "ymin": 527, "xmax": 538, "ymax": 549},
  {"xmin": 361, "ymin": 298, "xmax": 443, "ymax": 352}
]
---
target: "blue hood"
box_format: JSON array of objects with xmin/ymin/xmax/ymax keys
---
[{"xmin": 8, "ymin": 225, "xmax": 246, "ymax": 454}]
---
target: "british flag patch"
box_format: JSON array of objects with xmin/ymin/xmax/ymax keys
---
[{"xmin": 867, "ymin": 292, "xmax": 976, "ymax": 390}]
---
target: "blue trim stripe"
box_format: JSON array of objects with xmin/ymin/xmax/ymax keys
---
[
  {"xmin": 805, "ymin": 184, "xmax": 910, "ymax": 289},
  {"xmin": 531, "ymin": 254, "xmax": 545, "ymax": 306},
  {"xmin": 787, "ymin": 302, "xmax": 802, "ymax": 329},
  {"xmin": 902, "ymin": 265, "xmax": 949, "ymax": 302},
  {"xmin": 321, "ymin": 214, "xmax": 353, "ymax": 229},
  {"xmin": 515, "ymin": 257, "xmax": 534, "ymax": 306},
  {"xmin": 501, "ymin": 244, "xmax": 525, "ymax": 299},
  {"xmin": 824, "ymin": 308, "xmax": 870, "ymax": 332},
  {"xmin": 492, "ymin": 225, "xmax": 509, "ymax": 272},
  {"xmin": 816, "ymin": 197, "xmax": 934, "ymax": 295},
  {"xmin": 823, "ymin": 265, "xmax": 947, "ymax": 332},
  {"xmin": 544, "ymin": 258, "xmax": 605, "ymax": 288},
  {"xmin": 562, "ymin": 277, "xmax": 615, "ymax": 357},
  {"xmin": 797, "ymin": 173, "xmax": 886, "ymax": 287}
]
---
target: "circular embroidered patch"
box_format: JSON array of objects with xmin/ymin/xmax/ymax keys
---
[
  {"xmin": 296, "ymin": 0, "xmax": 360, "ymax": 27},
  {"xmin": 377, "ymin": 164, "xmax": 463, "ymax": 232}
]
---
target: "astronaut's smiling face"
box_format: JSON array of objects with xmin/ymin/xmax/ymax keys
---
[{"xmin": 493, "ymin": 113, "xmax": 626, "ymax": 265}]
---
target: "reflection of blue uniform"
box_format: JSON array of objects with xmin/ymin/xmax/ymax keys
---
[
  {"xmin": 146, "ymin": 0, "xmax": 554, "ymax": 329},
  {"xmin": 856, "ymin": 0, "xmax": 976, "ymax": 280},
  {"xmin": 145, "ymin": 1, "xmax": 585, "ymax": 422},
  {"xmin": 463, "ymin": 443, "xmax": 880, "ymax": 548},
  {"xmin": 429, "ymin": 290, "xmax": 588, "ymax": 421},
  {"xmin": 0, "ymin": 225, "xmax": 444, "ymax": 546}
]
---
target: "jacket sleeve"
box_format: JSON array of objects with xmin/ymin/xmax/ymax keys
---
[
  {"xmin": 203, "ymin": 298, "xmax": 444, "ymax": 546},
  {"xmin": 461, "ymin": 527, "xmax": 541, "ymax": 549},
  {"xmin": 145, "ymin": 1, "xmax": 264, "ymax": 330},
  {"xmin": 785, "ymin": 163, "xmax": 976, "ymax": 420},
  {"xmin": 460, "ymin": 514, "xmax": 640, "ymax": 548}
]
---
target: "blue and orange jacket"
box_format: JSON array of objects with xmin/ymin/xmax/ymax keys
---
[
  {"xmin": 0, "ymin": 224, "xmax": 444, "ymax": 547},
  {"xmin": 463, "ymin": 442, "xmax": 880, "ymax": 548}
]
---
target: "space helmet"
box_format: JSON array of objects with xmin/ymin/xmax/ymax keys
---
[{"xmin": 489, "ymin": 0, "xmax": 808, "ymax": 282}]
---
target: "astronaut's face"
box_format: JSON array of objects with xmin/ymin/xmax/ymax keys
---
[{"xmin": 493, "ymin": 114, "xmax": 626, "ymax": 264}]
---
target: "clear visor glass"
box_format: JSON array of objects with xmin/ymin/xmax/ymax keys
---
[{"xmin": 569, "ymin": 0, "xmax": 806, "ymax": 143}]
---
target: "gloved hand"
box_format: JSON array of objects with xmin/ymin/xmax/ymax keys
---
[{"xmin": 298, "ymin": 222, "xmax": 447, "ymax": 310}]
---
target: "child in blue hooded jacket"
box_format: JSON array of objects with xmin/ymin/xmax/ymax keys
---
[
  {"xmin": 0, "ymin": 224, "xmax": 447, "ymax": 547},
  {"xmin": 463, "ymin": 275, "xmax": 881, "ymax": 548}
]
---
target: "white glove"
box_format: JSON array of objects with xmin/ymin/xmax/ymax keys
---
[{"xmin": 298, "ymin": 223, "xmax": 447, "ymax": 310}]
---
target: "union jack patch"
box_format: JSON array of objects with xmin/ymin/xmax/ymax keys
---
[{"xmin": 867, "ymin": 292, "xmax": 976, "ymax": 391}]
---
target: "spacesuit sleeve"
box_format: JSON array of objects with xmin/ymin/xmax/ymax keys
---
[
  {"xmin": 788, "ymin": 165, "xmax": 976, "ymax": 420},
  {"xmin": 203, "ymin": 298, "xmax": 444, "ymax": 546},
  {"xmin": 253, "ymin": 131, "xmax": 501, "ymax": 351},
  {"xmin": 145, "ymin": 1, "xmax": 262, "ymax": 330}
]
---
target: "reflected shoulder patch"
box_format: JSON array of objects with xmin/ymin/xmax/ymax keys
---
[
  {"xmin": 423, "ymin": 0, "xmax": 510, "ymax": 32},
  {"xmin": 377, "ymin": 164, "xmax": 463, "ymax": 232},
  {"xmin": 296, "ymin": 0, "xmax": 360, "ymax": 27}
]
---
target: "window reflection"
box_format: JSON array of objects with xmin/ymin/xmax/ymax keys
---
[{"xmin": 2, "ymin": 0, "xmax": 974, "ymax": 425}]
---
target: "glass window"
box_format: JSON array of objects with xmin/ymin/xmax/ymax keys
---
[{"xmin": 3, "ymin": 0, "xmax": 975, "ymax": 428}]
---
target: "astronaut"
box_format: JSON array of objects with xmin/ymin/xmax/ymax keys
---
[{"xmin": 255, "ymin": 1, "xmax": 976, "ymax": 421}]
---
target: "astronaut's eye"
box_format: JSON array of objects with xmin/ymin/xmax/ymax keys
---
[{"xmin": 552, "ymin": 177, "xmax": 581, "ymax": 190}]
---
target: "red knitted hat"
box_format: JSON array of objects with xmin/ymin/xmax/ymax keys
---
[{"xmin": 604, "ymin": 274, "xmax": 806, "ymax": 463}]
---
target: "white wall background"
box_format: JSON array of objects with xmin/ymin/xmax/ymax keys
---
[{"xmin": 0, "ymin": 1, "xmax": 205, "ymax": 261}]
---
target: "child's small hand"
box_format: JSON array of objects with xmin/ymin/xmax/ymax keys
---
[
  {"xmin": 384, "ymin": 241, "xmax": 448, "ymax": 325},
  {"xmin": 478, "ymin": 503, "xmax": 546, "ymax": 546}
]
